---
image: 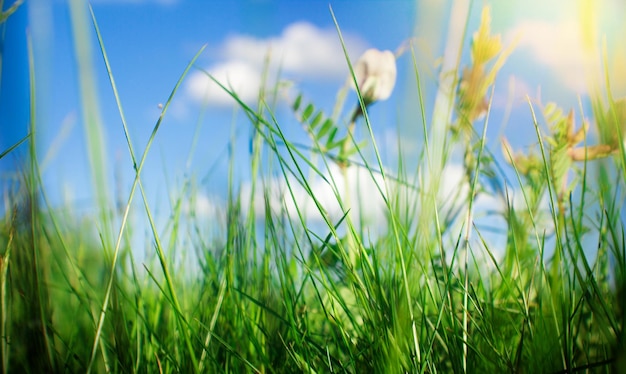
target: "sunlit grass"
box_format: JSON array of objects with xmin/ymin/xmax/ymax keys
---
[{"xmin": 1, "ymin": 3, "xmax": 624, "ymax": 373}]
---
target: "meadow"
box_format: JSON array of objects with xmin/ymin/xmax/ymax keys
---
[{"xmin": 1, "ymin": 3, "xmax": 624, "ymax": 373}]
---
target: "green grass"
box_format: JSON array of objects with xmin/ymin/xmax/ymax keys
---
[{"xmin": 1, "ymin": 3, "xmax": 625, "ymax": 373}]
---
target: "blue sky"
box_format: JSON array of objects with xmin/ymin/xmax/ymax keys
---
[
  {"xmin": 3, "ymin": 0, "xmax": 417, "ymax": 208},
  {"xmin": 2, "ymin": 0, "xmax": 626, "ymax": 247}
]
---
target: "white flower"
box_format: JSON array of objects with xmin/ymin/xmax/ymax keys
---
[{"xmin": 351, "ymin": 48, "xmax": 397, "ymax": 104}]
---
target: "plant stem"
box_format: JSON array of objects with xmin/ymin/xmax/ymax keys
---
[{"xmin": 341, "ymin": 119, "xmax": 357, "ymax": 268}]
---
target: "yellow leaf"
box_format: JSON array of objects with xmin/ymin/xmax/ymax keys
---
[{"xmin": 472, "ymin": 7, "xmax": 501, "ymax": 65}]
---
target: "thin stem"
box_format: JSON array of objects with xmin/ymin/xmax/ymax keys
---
[{"xmin": 340, "ymin": 116, "xmax": 357, "ymax": 267}]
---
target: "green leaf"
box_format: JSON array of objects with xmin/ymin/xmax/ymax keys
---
[
  {"xmin": 292, "ymin": 94, "xmax": 302, "ymax": 112},
  {"xmin": 310, "ymin": 111, "xmax": 324, "ymax": 129},
  {"xmin": 327, "ymin": 136, "xmax": 346, "ymax": 151},
  {"xmin": 551, "ymin": 144, "xmax": 570, "ymax": 187},
  {"xmin": 0, "ymin": 134, "xmax": 29, "ymax": 160},
  {"xmin": 325, "ymin": 127, "xmax": 338, "ymax": 147},
  {"xmin": 317, "ymin": 118, "xmax": 334, "ymax": 139},
  {"xmin": 302, "ymin": 103, "xmax": 314, "ymax": 122}
]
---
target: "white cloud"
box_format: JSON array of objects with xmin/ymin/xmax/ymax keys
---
[
  {"xmin": 222, "ymin": 22, "xmax": 367, "ymax": 79},
  {"xmin": 185, "ymin": 21, "xmax": 367, "ymax": 107},
  {"xmin": 181, "ymin": 192, "xmax": 223, "ymax": 219},
  {"xmin": 235, "ymin": 159, "xmax": 555, "ymax": 265},
  {"xmin": 437, "ymin": 163, "xmax": 469, "ymax": 209},
  {"xmin": 238, "ymin": 162, "xmax": 508, "ymax": 236},
  {"xmin": 186, "ymin": 61, "xmax": 262, "ymax": 106},
  {"xmin": 506, "ymin": 18, "xmax": 599, "ymax": 93},
  {"xmin": 492, "ymin": 75, "xmax": 535, "ymax": 110},
  {"xmin": 241, "ymin": 163, "xmax": 388, "ymax": 230}
]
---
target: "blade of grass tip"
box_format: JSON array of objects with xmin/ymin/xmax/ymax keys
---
[
  {"xmin": 0, "ymin": 0, "xmax": 24, "ymax": 24},
  {"xmin": 329, "ymin": 6, "xmax": 422, "ymax": 364},
  {"xmin": 86, "ymin": 7, "xmax": 207, "ymax": 372},
  {"xmin": 89, "ymin": 5, "xmax": 137, "ymax": 165},
  {"xmin": 329, "ymin": 9, "xmax": 389, "ymax": 194},
  {"xmin": 0, "ymin": 134, "xmax": 29, "ymax": 160},
  {"xmin": 411, "ymin": 44, "xmax": 431, "ymax": 172}
]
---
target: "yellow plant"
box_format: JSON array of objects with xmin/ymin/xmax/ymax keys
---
[{"xmin": 457, "ymin": 7, "xmax": 516, "ymax": 130}]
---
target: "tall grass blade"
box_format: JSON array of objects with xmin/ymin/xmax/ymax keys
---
[{"xmin": 86, "ymin": 6, "xmax": 207, "ymax": 372}]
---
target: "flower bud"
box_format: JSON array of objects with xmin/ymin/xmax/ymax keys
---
[{"xmin": 351, "ymin": 48, "xmax": 397, "ymax": 104}]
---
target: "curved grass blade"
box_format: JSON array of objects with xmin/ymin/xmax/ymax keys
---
[{"xmin": 86, "ymin": 6, "xmax": 206, "ymax": 372}]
